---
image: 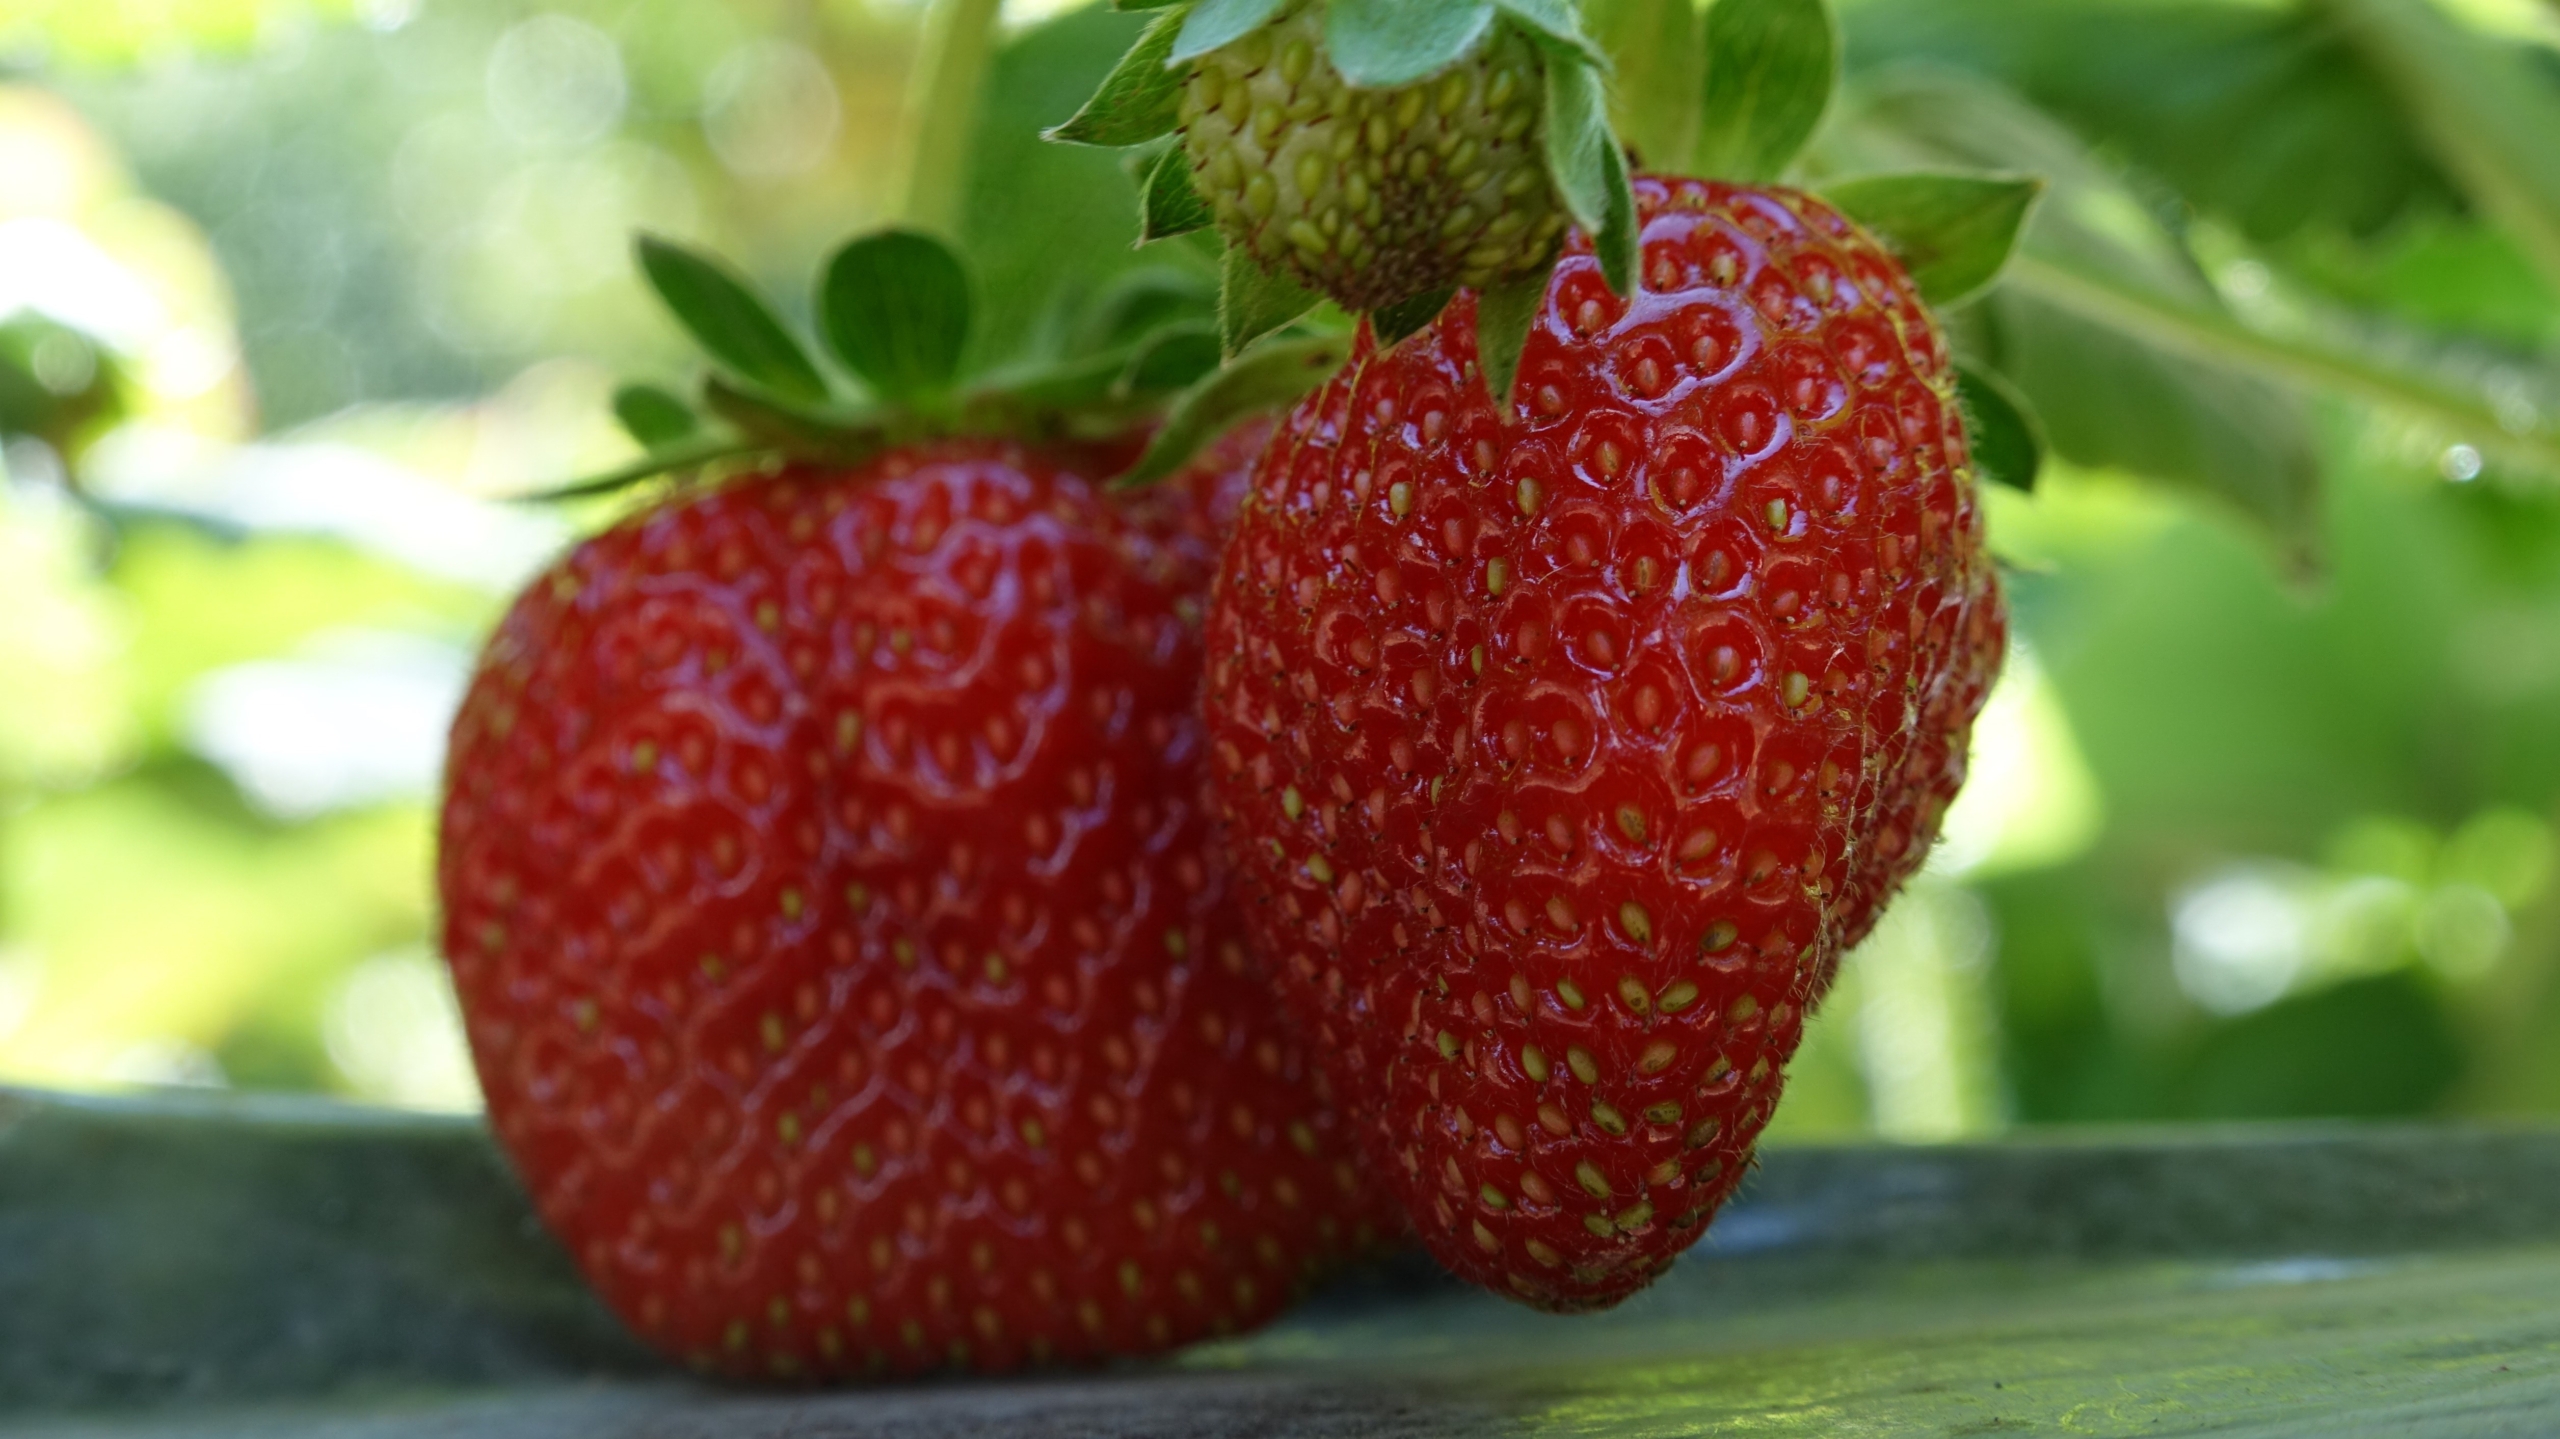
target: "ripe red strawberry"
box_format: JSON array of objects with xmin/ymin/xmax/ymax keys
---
[
  {"xmin": 439, "ymin": 427, "xmax": 1392, "ymax": 1379},
  {"xmin": 1202, "ymin": 175, "xmax": 2005, "ymax": 1311}
]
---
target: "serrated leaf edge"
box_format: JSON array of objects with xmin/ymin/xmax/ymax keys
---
[{"xmin": 1140, "ymin": 144, "xmax": 1216, "ymax": 244}]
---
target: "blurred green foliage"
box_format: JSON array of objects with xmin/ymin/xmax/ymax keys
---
[{"xmin": 2, "ymin": 0, "xmax": 2560, "ymax": 1134}]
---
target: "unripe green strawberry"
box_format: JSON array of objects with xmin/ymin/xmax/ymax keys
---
[
  {"xmin": 1051, "ymin": 0, "xmax": 1635, "ymax": 337},
  {"xmin": 1180, "ymin": 3, "xmax": 1567, "ymax": 312}
]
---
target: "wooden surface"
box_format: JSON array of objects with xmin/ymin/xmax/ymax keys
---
[{"xmin": 8, "ymin": 1086, "xmax": 2560, "ymax": 1436}]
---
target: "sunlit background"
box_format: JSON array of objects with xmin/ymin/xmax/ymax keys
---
[{"xmin": 4, "ymin": 0, "xmax": 2559, "ymax": 1138}]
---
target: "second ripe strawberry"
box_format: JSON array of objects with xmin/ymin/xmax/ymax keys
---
[{"xmin": 1204, "ymin": 175, "xmax": 2006, "ymax": 1311}]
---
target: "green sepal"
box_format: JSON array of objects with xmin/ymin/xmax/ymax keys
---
[
  {"xmin": 1594, "ymin": 125, "xmax": 1639, "ymax": 294},
  {"xmin": 1543, "ymin": 52, "xmax": 1640, "ymax": 295},
  {"xmin": 1220, "ymin": 244, "xmax": 1322, "ymax": 358},
  {"xmin": 1475, "ymin": 257, "xmax": 1553, "ymax": 415},
  {"xmin": 519, "ymin": 438, "xmax": 765, "ymax": 504},
  {"xmin": 978, "ymin": 349, "xmax": 1142, "ymax": 412},
  {"xmin": 1140, "ymin": 144, "xmax": 1214, "ymax": 243},
  {"xmin": 1491, "ymin": 0, "xmax": 1608, "ymax": 69},
  {"xmin": 818, "ymin": 229, "xmax": 973, "ymax": 403},
  {"xmin": 970, "ymin": 325, "xmax": 1217, "ymax": 416},
  {"xmin": 1692, "ymin": 0, "xmax": 1837, "ymax": 184},
  {"xmin": 1172, "ymin": 0, "xmax": 1289, "ymax": 61},
  {"xmin": 1824, "ymin": 172, "xmax": 2043, "ymax": 309},
  {"xmin": 1955, "ymin": 362, "xmax": 2044, "ymax": 492},
  {"xmin": 611, "ymin": 383, "xmax": 699, "ymax": 451},
  {"xmin": 1326, "ymin": 0, "xmax": 1496, "ymax": 89},
  {"xmin": 1374, "ymin": 288, "xmax": 1457, "ymax": 348},
  {"xmin": 635, "ymin": 235, "xmax": 829, "ymax": 407},
  {"xmin": 1046, "ymin": 5, "xmax": 1192, "ymax": 148},
  {"xmin": 703, "ymin": 375, "xmax": 881, "ymax": 457},
  {"xmin": 1120, "ymin": 332, "xmax": 1353, "ymax": 486},
  {"xmin": 967, "ymin": 325, "xmax": 1218, "ymax": 414}
]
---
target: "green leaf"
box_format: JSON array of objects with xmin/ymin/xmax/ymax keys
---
[
  {"xmin": 1544, "ymin": 54, "xmax": 1639, "ymax": 295},
  {"xmin": 1172, "ymin": 0, "xmax": 1289, "ymax": 61},
  {"xmin": 1326, "ymin": 0, "xmax": 1496, "ymax": 89},
  {"xmin": 1692, "ymin": 0, "xmax": 1837, "ymax": 184},
  {"xmin": 1115, "ymin": 0, "xmax": 1182, "ymax": 8},
  {"xmin": 1122, "ymin": 333, "xmax": 1353, "ymax": 485},
  {"xmin": 1374, "ymin": 288, "xmax": 1456, "ymax": 348},
  {"xmin": 1812, "ymin": 71, "xmax": 2324, "ymax": 552},
  {"xmin": 1987, "ymin": 297, "xmax": 2300, "ymax": 563},
  {"xmin": 1220, "ymin": 244, "xmax": 1322, "ymax": 358},
  {"xmin": 817, "ymin": 229, "xmax": 974, "ymax": 403},
  {"xmin": 1838, "ymin": 0, "xmax": 2455, "ymax": 245},
  {"xmin": 1824, "ymin": 172, "xmax": 2043, "ymax": 309},
  {"xmin": 1583, "ymin": 0, "xmax": 1701, "ymax": 168},
  {"xmin": 634, "ymin": 235, "xmax": 828, "ymax": 407},
  {"xmin": 610, "ymin": 383, "xmax": 698, "ymax": 451},
  {"xmin": 1475, "ymin": 261, "xmax": 1552, "ymax": 414},
  {"xmin": 1045, "ymin": 5, "xmax": 1191, "ymax": 147},
  {"xmin": 1955, "ymin": 362, "xmax": 2041, "ymax": 492},
  {"xmin": 2326, "ymin": 0, "xmax": 2560, "ymax": 299},
  {"xmin": 1140, "ymin": 144, "xmax": 1214, "ymax": 244}
]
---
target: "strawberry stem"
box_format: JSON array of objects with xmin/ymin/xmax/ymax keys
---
[
  {"xmin": 2008, "ymin": 252, "xmax": 2560, "ymax": 477},
  {"xmin": 891, "ymin": 0, "xmax": 1006, "ymax": 235}
]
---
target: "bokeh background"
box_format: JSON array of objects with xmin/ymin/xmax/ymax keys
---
[{"xmin": 3, "ymin": 0, "xmax": 2558, "ymax": 1138}]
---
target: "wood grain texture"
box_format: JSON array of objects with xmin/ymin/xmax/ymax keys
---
[{"xmin": 10, "ymin": 1086, "xmax": 2560, "ymax": 1434}]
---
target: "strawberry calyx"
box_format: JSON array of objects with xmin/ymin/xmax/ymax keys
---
[
  {"xmin": 1049, "ymin": 0, "xmax": 1640, "ymax": 351},
  {"xmin": 537, "ymin": 228, "xmax": 1227, "ymax": 502}
]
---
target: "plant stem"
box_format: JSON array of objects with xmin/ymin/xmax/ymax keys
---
[
  {"xmin": 2006, "ymin": 252, "xmax": 2560, "ymax": 476},
  {"xmin": 890, "ymin": 0, "xmax": 1006, "ymax": 235}
]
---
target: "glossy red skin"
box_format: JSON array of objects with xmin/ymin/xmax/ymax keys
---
[
  {"xmin": 440, "ymin": 432, "xmax": 1390, "ymax": 1380},
  {"xmin": 1202, "ymin": 177, "xmax": 2004, "ymax": 1311}
]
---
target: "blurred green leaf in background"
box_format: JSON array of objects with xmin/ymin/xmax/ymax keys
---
[{"xmin": 3, "ymin": 0, "xmax": 2560, "ymax": 1145}]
